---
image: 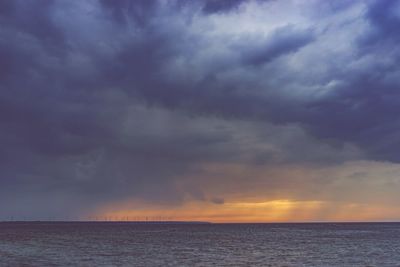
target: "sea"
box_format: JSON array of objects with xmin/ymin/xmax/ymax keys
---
[{"xmin": 1, "ymin": 222, "xmax": 400, "ymax": 266}]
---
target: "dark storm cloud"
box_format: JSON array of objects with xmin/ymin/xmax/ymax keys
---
[
  {"xmin": 363, "ymin": 0, "xmax": 400, "ymax": 44},
  {"xmin": 295, "ymin": 0, "xmax": 400, "ymax": 162},
  {"xmin": 99, "ymin": 0, "xmax": 157, "ymax": 26},
  {"xmin": 201, "ymin": 0, "xmax": 246, "ymax": 13},
  {"xmin": 239, "ymin": 25, "xmax": 315, "ymax": 66},
  {"xmin": 0, "ymin": 0, "xmax": 399, "ymax": 218}
]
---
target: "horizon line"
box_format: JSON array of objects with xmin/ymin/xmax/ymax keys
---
[{"xmin": 2, "ymin": 220, "xmax": 400, "ymax": 224}]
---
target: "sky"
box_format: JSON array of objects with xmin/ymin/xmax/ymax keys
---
[{"xmin": 1, "ymin": 0, "xmax": 400, "ymax": 222}]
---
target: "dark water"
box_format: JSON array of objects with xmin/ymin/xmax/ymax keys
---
[{"xmin": 1, "ymin": 222, "xmax": 400, "ymax": 266}]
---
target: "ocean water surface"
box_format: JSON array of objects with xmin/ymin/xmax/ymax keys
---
[{"xmin": 1, "ymin": 222, "xmax": 400, "ymax": 266}]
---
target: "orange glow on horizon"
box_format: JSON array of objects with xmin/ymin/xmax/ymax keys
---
[{"xmin": 88, "ymin": 198, "xmax": 400, "ymax": 223}]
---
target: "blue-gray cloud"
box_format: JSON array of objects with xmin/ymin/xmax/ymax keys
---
[{"xmin": 0, "ymin": 0, "xmax": 399, "ymax": 219}]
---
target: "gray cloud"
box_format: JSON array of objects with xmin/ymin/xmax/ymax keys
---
[{"xmin": 210, "ymin": 197, "xmax": 225, "ymax": 205}]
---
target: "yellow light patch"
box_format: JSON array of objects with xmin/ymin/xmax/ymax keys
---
[{"xmin": 91, "ymin": 199, "xmax": 329, "ymax": 223}]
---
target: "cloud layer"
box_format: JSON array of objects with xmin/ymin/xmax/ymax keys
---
[{"xmin": 1, "ymin": 0, "xmax": 400, "ymax": 220}]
